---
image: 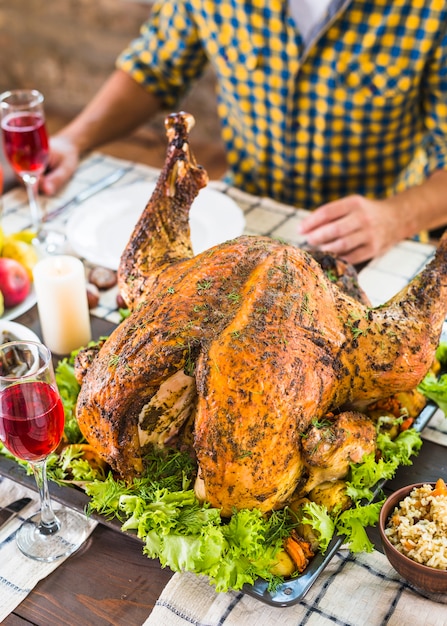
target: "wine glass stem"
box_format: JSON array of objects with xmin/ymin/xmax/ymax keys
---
[
  {"xmin": 31, "ymin": 459, "xmax": 60, "ymax": 535},
  {"xmin": 22, "ymin": 173, "xmax": 43, "ymax": 233}
]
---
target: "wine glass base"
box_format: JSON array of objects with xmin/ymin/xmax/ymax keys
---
[
  {"xmin": 16, "ymin": 508, "xmax": 90, "ymax": 562},
  {"xmin": 33, "ymin": 229, "xmax": 67, "ymax": 255}
]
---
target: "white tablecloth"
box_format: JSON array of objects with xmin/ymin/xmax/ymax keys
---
[
  {"xmin": 0, "ymin": 477, "xmax": 96, "ymax": 622},
  {"xmin": 143, "ymin": 550, "xmax": 447, "ymax": 626}
]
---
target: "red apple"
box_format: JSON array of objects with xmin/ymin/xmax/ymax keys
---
[{"xmin": 0, "ymin": 257, "xmax": 31, "ymax": 308}]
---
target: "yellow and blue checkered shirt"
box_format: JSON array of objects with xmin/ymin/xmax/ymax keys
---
[{"xmin": 117, "ymin": 0, "xmax": 447, "ymax": 210}]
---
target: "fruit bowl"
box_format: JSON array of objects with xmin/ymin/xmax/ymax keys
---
[{"xmin": 379, "ymin": 482, "xmax": 447, "ymax": 595}]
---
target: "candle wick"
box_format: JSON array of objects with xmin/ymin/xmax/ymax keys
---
[{"xmin": 55, "ymin": 260, "xmax": 67, "ymax": 275}]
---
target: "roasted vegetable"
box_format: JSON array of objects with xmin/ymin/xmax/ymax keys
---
[
  {"xmin": 269, "ymin": 549, "xmax": 296, "ymax": 577},
  {"xmin": 308, "ymin": 480, "xmax": 352, "ymax": 515},
  {"xmin": 283, "ymin": 530, "xmax": 315, "ymax": 573}
]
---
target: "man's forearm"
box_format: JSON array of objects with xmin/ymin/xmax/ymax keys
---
[
  {"xmin": 55, "ymin": 69, "xmax": 162, "ymax": 154},
  {"xmin": 387, "ymin": 168, "xmax": 447, "ymax": 239}
]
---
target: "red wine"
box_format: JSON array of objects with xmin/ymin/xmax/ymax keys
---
[
  {"xmin": 0, "ymin": 381, "xmax": 64, "ymax": 462},
  {"xmin": 1, "ymin": 112, "xmax": 49, "ymax": 175}
]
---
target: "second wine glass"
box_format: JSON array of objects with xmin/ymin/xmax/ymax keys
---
[
  {"xmin": 0, "ymin": 89, "xmax": 65, "ymax": 253},
  {"xmin": 0, "ymin": 340, "xmax": 90, "ymax": 561}
]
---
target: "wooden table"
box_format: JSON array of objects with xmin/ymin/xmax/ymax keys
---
[{"xmin": 1, "ymin": 153, "xmax": 447, "ymax": 624}]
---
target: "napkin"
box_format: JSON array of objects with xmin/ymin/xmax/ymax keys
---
[
  {"xmin": 143, "ymin": 550, "xmax": 447, "ymax": 626},
  {"xmin": 0, "ymin": 476, "xmax": 96, "ymax": 622},
  {"xmin": 421, "ymin": 407, "xmax": 447, "ymax": 446}
]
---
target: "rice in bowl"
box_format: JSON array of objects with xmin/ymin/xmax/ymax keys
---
[{"xmin": 385, "ymin": 481, "xmax": 447, "ymax": 570}]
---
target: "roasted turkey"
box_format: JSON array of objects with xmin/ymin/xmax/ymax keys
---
[{"xmin": 75, "ymin": 112, "xmax": 447, "ymax": 516}]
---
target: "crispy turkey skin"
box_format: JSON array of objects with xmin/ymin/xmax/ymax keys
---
[{"xmin": 75, "ymin": 112, "xmax": 447, "ymax": 516}]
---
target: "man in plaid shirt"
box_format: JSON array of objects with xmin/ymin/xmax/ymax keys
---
[{"xmin": 44, "ymin": 0, "xmax": 447, "ymax": 264}]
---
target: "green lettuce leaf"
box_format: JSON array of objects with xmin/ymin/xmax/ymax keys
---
[
  {"xmin": 335, "ymin": 501, "xmax": 383, "ymax": 553},
  {"xmin": 346, "ymin": 452, "xmax": 398, "ymax": 502},
  {"xmin": 417, "ymin": 340, "xmax": 447, "ymax": 413},
  {"xmin": 84, "ymin": 454, "xmax": 293, "ymax": 592},
  {"xmin": 377, "ymin": 428, "xmax": 423, "ymax": 464},
  {"xmin": 299, "ymin": 501, "xmax": 335, "ymax": 554},
  {"xmin": 85, "ymin": 472, "xmax": 132, "ymax": 519},
  {"xmin": 418, "ymin": 372, "xmax": 447, "ymax": 415},
  {"xmin": 435, "ymin": 341, "xmax": 447, "ymax": 365},
  {"xmin": 55, "ymin": 358, "xmax": 83, "ymax": 443},
  {"xmin": 149, "ymin": 529, "xmax": 226, "ymax": 577},
  {"xmin": 346, "ymin": 426, "xmax": 422, "ymax": 504}
]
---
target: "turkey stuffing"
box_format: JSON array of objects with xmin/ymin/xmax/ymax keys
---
[{"xmin": 75, "ymin": 112, "xmax": 447, "ymax": 517}]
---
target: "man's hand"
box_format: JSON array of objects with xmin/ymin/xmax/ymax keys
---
[
  {"xmin": 39, "ymin": 70, "xmax": 163, "ymax": 197},
  {"xmin": 298, "ymin": 195, "xmax": 404, "ymax": 265},
  {"xmin": 41, "ymin": 135, "xmax": 80, "ymax": 196}
]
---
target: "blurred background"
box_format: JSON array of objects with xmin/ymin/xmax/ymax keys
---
[{"xmin": 0, "ymin": 0, "xmax": 227, "ymax": 188}]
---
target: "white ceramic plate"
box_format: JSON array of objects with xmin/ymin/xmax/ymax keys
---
[
  {"xmin": 0, "ymin": 319, "xmax": 40, "ymax": 343},
  {"xmin": 1, "ymin": 286, "xmax": 37, "ymax": 321},
  {"xmin": 66, "ymin": 183, "xmax": 245, "ymax": 270}
]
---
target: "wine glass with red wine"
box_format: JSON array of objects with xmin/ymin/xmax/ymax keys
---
[
  {"xmin": 0, "ymin": 341, "xmax": 90, "ymax": 561},
  {"xmin": 0, "ymin": 89, "xmax": 65, "ymax": 253}
]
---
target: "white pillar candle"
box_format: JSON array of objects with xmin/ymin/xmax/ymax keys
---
[{"xmin": 33, "ymin": 255, "xmax": 92, "ymax": 355}]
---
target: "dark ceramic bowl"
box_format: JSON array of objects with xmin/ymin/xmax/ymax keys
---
[{"xmin": 379, "ymin": 482, "xmax": 447, "ymax": 595}]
